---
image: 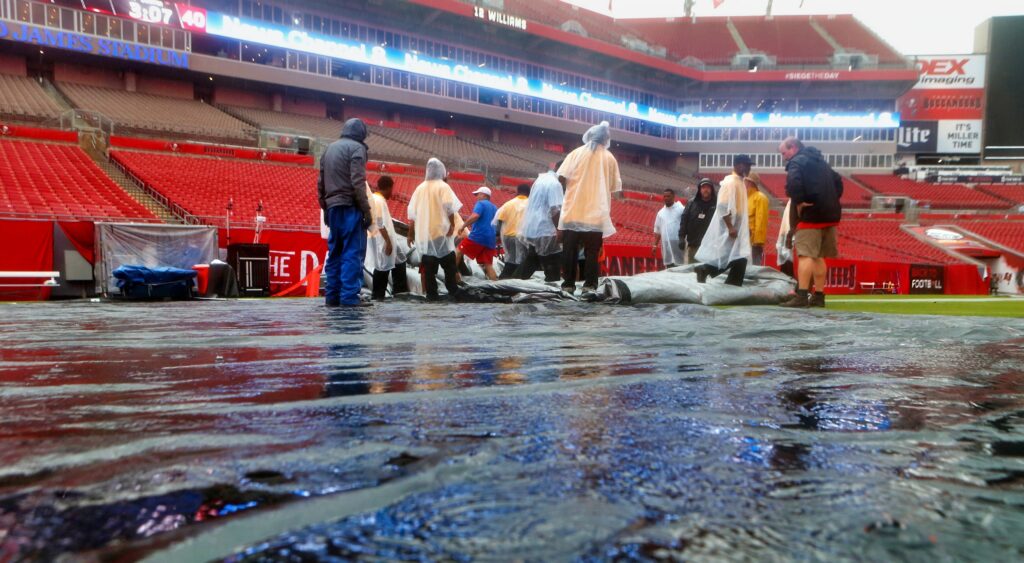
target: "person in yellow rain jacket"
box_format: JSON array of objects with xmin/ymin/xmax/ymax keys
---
[{"xmin": 745, "ymin": 171, "xmax": 770, "ymax": 266}]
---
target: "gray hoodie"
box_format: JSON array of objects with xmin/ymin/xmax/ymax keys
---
[{"xmin": 318, "ymin": 118, "xmax": 371, "ymax": 223}]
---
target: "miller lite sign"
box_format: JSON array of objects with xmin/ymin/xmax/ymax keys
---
[{"xmin": 897, "ymin": 121, "xmax": 937, "ymax": 152}]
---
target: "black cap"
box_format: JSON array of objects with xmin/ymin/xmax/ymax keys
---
[
  {"xmin": 697, "ymin": 178, "xmax": 714, "ymax": 187},
  {"xmin": 734, "ymin": 154, "xmax": 753, "ymax": 165}
]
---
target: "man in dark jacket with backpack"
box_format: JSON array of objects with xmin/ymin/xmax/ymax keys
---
[
  {"xmin": 678, "ymin": 178, "xmax": 717, "ymax": 264},
  {"xmin": 778, "ymin": 137, "xmax": 843, "ymax": 308},
  {"xmin": 318, "ymin": 118, "xmax": 373, "ymax": 307}
]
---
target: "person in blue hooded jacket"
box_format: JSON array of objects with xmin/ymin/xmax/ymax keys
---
[{"xmin": 318, "ymin": 118, "xmax": 373, "ymax": 307}]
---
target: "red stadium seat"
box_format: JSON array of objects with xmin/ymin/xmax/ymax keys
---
[{"xmin": 0, "ymin": 139, "xmax": 157, "ymax": 222}]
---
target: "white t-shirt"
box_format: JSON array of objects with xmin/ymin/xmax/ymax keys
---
[{"xmin": 653, "ymin": 202, "xmax": 685, "ymax": 240}]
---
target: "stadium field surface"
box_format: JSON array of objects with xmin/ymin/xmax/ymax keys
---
[{"xmin": 823, "ymin": 295, "xmax": 1024, "ymax": 317}]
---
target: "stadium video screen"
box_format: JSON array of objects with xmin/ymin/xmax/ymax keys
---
[{"xmin": 984, "ymin": 16, "xmax": 1024, "ymax": 157}]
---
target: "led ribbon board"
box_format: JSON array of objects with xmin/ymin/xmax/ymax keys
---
[
  {"xmin": 0, "ymin": 20, "xmax": 189, "ymax": 68},
  {"xmin": 205, "ymin": 13, "xmax": 900, "ymax": 130}
]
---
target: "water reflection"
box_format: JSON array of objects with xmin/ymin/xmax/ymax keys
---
[{"xmin": 0, "ymin": 301, "xmax": 1021, "ymax": 561}]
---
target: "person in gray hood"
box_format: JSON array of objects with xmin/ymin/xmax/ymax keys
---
[{"xmin": 318, "ymin": 118, "xmax": 373, "ymax": 307}]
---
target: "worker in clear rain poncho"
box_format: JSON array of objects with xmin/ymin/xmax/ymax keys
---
[
  {"xmin": 694, "ymin": 154, "xmax": 752, "ymax": 286},
  {"xmin": 407, "ymin": 158, "xmax": 463, "ymax": 300},
  {"xmin": 556, "ymin": 121, "xmax": 623, "ymax": 293},
  {"xmin": 516, "ymin": 171, "xmax": 564, "ymax": 282},
  {"xmin": 775, "ymin": 199, "xmax": 794, "ymax": 278},
  {"xmin": 365, "ymin": 176, "xmax": 409, "ymax": 300}
]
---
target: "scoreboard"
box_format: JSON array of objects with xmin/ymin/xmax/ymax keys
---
[{"xmin": 51, "ymin": 0, "xmax": 207, "ymax": 31}]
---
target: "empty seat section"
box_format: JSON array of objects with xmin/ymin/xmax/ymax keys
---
[
  {"xmin": 0, "ymin": 138, "xmax": 156, "ymax": 221},
  {"xmin": 977, "ymin": 184, "xmax": 1024, "ymax": 205},
  {"xmin": 501, "ymin": 0, "xmax": 626, "ymax": 44},
  {"xmin": 623, "ymin": 18, "xmax": 738, "ymax": 64},
  {"xmin": 854, "ymin": 175, "xmax": 1012, "ymax": 209},
  {"xmin": 112, "ymin": 151, "xmax": 319, "ymax": 228},
  {"xmin": 59, "ymin": 83, "xmax": 257, "ymax": 144},
  {"xmin": 937, "ymin": 220, "xmax": 1024, "ymax": 254},
  {"xmin": 371, "ymin": 127, "xmax": 539, "ymax": 174},
  {"xmin": 0, "ymin": 74, "xmax": 63, "ymax": 121},
  {"xmin": 815, "ymin": 15, "xmax": 904, "ymax": 65},
  {"xmin": 840, "ymin": 218, "xmax": 962, "ymax": 264},
  {"xmin": 731, "ymin": 17, "xmax": 833, "ymax": 64},
  {"xmin": 222, "ymin": 105, "xmax": 348, "ymax": 140}
]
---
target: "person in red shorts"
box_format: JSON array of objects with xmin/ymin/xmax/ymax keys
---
[
  {"xmin": 778, "ymin": 137, "xmax": 844, "ymax": 308},
  {"xmin": 456, "ymin": 186, "xmax": 499, "ymax": 281}
]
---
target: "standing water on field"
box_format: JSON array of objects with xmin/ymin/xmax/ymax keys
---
[{"xmin": 1, "ymin": 299, "xmax": 1023, "ymax": 561}]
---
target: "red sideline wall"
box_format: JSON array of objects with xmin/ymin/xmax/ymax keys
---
[
  {"xmin": 0, "ymin": 220, "xmax": 54, "ymax": 301},
  {"xmin": 219, "ymin": 229, "xmax": 327, "ymax": 292}
]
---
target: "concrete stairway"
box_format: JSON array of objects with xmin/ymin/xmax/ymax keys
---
[{"xmin": 79, "ymin": 137, "xmax": 183, "ymax": 224}]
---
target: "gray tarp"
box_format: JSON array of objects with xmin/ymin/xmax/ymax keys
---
[
  {"xmin": 598, "ymin": 264, "xmax": 795, "ymax": 305},
  {"xmin": 95, "ymin": 223, "xmax": 218, "ymax": 294}
]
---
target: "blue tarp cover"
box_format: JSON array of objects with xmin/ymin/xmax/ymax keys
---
[{"xmin": 112, "ymin": 265, "xmax": 197, "ymax": 288}]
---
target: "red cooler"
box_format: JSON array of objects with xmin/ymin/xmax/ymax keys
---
[{"xmin": 192, "ymin": 264, "xmax": 210, "ymax": 296}]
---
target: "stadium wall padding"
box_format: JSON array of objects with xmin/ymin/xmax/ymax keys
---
[
  {"xmin": 282, "ymin": 96, "xmax": 327, "ymax": 118},
  {"xmin": 213, "ymin": 87, "xmax": 272, "ymax": 110},
  {"xmin": 109, "ymin": 136, "xmax": 314, "ymax": 165},
  {"xmin": 135, "ymin": 76, "xmax": 193, "ymax": 100},
  {"xmin": 0, "ymin": 220, "xmax": 53, "ymax": 301},
  {"xmin": 218, "ymin": 228, "xmax": 327, "ymax": 293},
  {"xmin": 54, "ymin": 63, "xmax": 121, "ymax": 90},
  {"xmin": 0, "ymin": 54, "xmax": 26, "ymax": 76},
  {"xmin": 0, "ymin": 124, "xmax": 78, "ymax": 143}
]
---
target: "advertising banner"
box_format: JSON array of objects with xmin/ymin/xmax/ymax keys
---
[
  {"xmin": 220, "ymin": 229, "xmax": 327, "ymax": 292},
  {"xmin": 896, "ymin": 121, "xmax": 937, "ymax": 153},
  {"xmin": 937, "ymin": 120, "xmax": 983, "ymax": 153},
  {"xmin": 896, "ymin": 55, "xmax": 985, "ymax": 155},
  {"xmin": 909, "ymin": 264, "xmax": 945, "ymax": 294}
]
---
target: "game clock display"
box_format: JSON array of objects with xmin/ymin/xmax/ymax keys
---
[{"xmin": 65, "ymin": 0, "xmax": 207, "ymax": 31}]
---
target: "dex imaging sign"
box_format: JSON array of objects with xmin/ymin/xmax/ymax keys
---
[
  {"xmin": 204, "ymin": 13, "xmax": 899, "ymax": 130},
  {"xmin": 913, "ymin": 55, "xmax": 986, "ymax": 90}
]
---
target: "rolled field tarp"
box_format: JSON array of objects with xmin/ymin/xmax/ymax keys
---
[{"xmin": 597, "ymin": 264, "xmax": 795, "ymax": 305}]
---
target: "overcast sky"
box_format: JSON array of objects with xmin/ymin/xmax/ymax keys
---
[{"xmin": 565, "ymin": 0, "xmax": 1023, "ymax": 55}]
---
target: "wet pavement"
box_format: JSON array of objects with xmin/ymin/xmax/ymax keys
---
[{"xmin": 1, "ymin": 299, "xmax": 1023, "ymax": 561}]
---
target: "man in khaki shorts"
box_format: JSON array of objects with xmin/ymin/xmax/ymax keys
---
[{"xmin": 777, "ymin": 137, "xmax": 844, "ymax": 308}]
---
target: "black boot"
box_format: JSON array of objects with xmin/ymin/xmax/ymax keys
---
[
  {"xmin": 391, "ymin": 265, "xmax": 409, "ymax": 295},
  {"xmin": 780, "ymin": 289, "xmax": 810, "ymax": 308},
  {"xmin": 809, "ymin": 292, "xmax": 826, "ymax": 308},
  {"xmin": 371, "ymin": 269, "xmax": 390, "ymax": 300},
  {"xmin": 724, "ymin": 258, "xmax": 747, "ymax": 287},
  {"xmin": 499, "ymin": 262, "xmax": 519, "ymax": 279},
  {"xmin": 541, "ymin": 254, "xmax": 561, "ymax": 283},
  {"xmin": 695, "ymin": 265, "xmax": 708, "ymax": 284}
]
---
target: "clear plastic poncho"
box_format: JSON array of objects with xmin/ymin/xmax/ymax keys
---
[
  {"xmin": 407, "ymin": 158, "xmax": 463, "ymax": 258},
  {"xmin": 654, "ymin": 201, "xmax": 686, "ymax": 266},
  {"xmin": 694, "ymin": 173, "xmax": 752, "ymax": 269},
  {"xmin": 556, "ymin": 122, "xmax": 622, "ymax": 237},
  {"xmin": 365, "ymin": 192, "xmax": 406, "ymax": 271},
  {"xmin": 776, "ymin": 200, "xmax": 793, "ymax": 264},
  {"xmin": 519, "ymin": 172, "xmax": 564, "ymax": 257},
  {"xmin": 493, "ymin": 195, "xmax": 530, "ymax": 264}
]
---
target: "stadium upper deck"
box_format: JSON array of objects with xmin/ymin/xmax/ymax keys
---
[{"xmin": 1, "ymin": 0, "xmax": 914, "ymax": 146}]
